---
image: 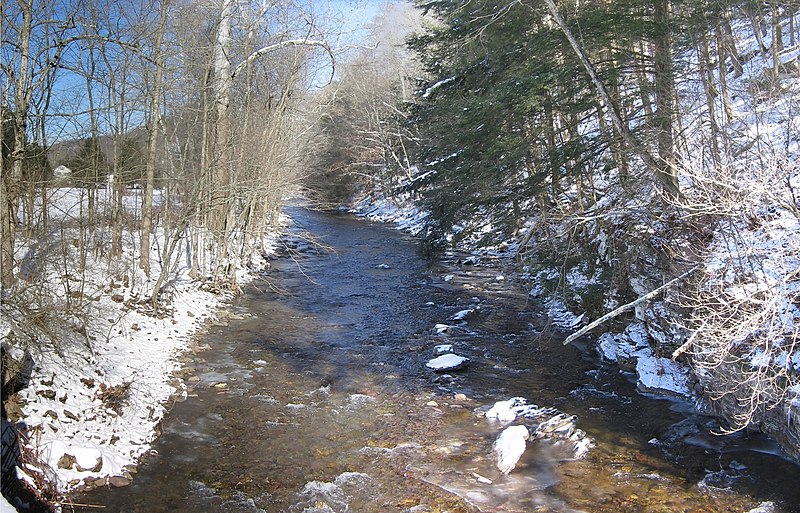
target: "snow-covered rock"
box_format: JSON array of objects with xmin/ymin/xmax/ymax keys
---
[
  {"xmin": 493, "ymin": 425, "xmax": 529, "ymax": 474},
  {"xmin": 451, "ymin": 308, "xmax": 477, "ymax": 321},
  {"xmin": 636, "ymin": 356, "xmax": 692, "ymax": 397},
  {"xmin": 597, "ymin": 332, "xmax": 623, "ymax": 362},
  {"xmin": 434, "ymin": 323, "xmax": 451, "ymax": 334},
  {"xmin": 485, "ymin": 397, "xmax": 528, "ymax": 424},
  {"xmin": 434, "ymin": 344, "xmax": 453, "ymax": 355},
  {"xmin": 425, "ymin": 353, "xmax": 470, "ymax": 372}
]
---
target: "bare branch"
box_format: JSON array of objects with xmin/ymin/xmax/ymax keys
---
[
  {"xmin": 563, "ymin": 266, "xmax": 699, "ymax": 346},
  {"xmin": 231, "ymin": 38, "xmax": 334, "ymax": 80}
]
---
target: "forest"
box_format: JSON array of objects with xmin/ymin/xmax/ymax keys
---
[{"xmin": 2, "ymin": 0, "xmax": 800, "ymax": 509}]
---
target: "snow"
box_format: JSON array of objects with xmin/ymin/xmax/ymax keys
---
[
  {"xmin": 597, "ymin": 332, "xmax": 622, "ymax": 362},
  {"xmin": 493, "ymin": 425, "xmax": 529, "ymax": 474},
  {"xmin": 425, "ymin": 353, "xmax": 470, "ymax": 372},
  {"xmin": 636, "ymin": 356, "xmax": 692, "ymax": 397},
  {"xmin": 421, "ymin": 76, "xmax": 456, "ymax": 98},
  {"xmin": 451, "ymin": 308, "xmax": 475, "ymax": 321},
  {"xmin": 434, "ymin": 344, "xmax": 453, "ymax": 354},
  {"xmin": 1, "ymin": 494, "xmax": 15, "ymax": 512},
  {"xmin": 2, "ymin": 187, "xmax": 281, "ymax": 496}
]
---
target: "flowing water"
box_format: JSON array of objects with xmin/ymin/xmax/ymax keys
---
[{"xmin": 73, "ymin": 207, "xmax": 800, "ymax": 513}]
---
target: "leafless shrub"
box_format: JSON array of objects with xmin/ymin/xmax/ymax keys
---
[
  {"xmin": 675, "ymin": 158, "xmax": 800, "ymax": 432},
  {"xmin": 96, "ymin": 382, "xmax": 132, "ymax": 415}
]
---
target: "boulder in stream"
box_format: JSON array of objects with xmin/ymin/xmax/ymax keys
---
[
  {"xmin": 493, "ymin": 425, "xmax": 530, "ymax": 474},
  {"xmin": 426, "ymin": 354, "xmax": 470, "ymax": 372}
]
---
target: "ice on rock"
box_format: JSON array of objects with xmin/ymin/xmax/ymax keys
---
[
  {"xmin": 485, "ymin": 397, "xmax": 560, "ymax": 425},
  {"xmin": 746, "ymin": 502, "xmax": 775, "ymax": 513},
  {"xmin": 484, "ymin": 397, "xmax": 593, "ymax": 461},
  {"xmin": 493, "ymin": 425, "xmax": 529, "ymax": 474}
]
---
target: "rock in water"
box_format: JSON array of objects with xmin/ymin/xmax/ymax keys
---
[
  {"xmin": 746, "ymin": 502, "xmax": 775, "ymax": 513},
  {"xmin": 426, "ymin": 354, "xmax": 470, "ymax": 372},
  {"xmin": 485, "ymin": 397, "xmax": 527, "ymax": 424},
  {"xmin": 493, "ymin": 425, "xmax": 529, "ymax": 474}
]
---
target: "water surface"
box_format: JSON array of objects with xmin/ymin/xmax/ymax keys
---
[{"xmin": 73, "ymin": 207, "xmax": 800, "ymax": 512}]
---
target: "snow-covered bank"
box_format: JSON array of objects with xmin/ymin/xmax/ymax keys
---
[{"xmin": 1, "ymin": 188, "xmax": 282, "ymax": 504}]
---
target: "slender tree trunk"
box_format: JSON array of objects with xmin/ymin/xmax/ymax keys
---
[
  {"xmin": 541, "ymin": 0, "xmax": 677, "ymax": 197},
  {"xmin": 721, "ymin": 10, "xmax": 743, "ymax": 77},
  {"xmin": 715, "ymin": 19, "xmax": 735, "ymax": 122},
  {"xmin": 697, "ymin": 30, "xmax": 722, "ymax": 173},
  {"xmin": 3, "ymin": 0, "xmax": 34, "ymax": 288},
  {"xmin": 211, "ymin": 0, "xmax": 234, "ymax": 276},
  {"xmin": 0, "ymin": 142, "xmax": 13, "ymax": 289},
  {"xmin": 140, "ymin": 0, "xmax": 169, "ymax": 278},
  {"xmin": 636, "ymin": 42, "xmax": 654, "ymax": 120},
  {"xmin": 543, "ymin": 90, "xmax": 560, "ymax": 200},
  {"xmin": 771, "ymin": 0, "xmax": 783, "ymax": 77},
  {"xmin": 652, "ymin": 0, "xmax": 680, "ymax": 198}
]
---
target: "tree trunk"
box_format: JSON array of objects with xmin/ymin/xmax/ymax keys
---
[
  {"xmin": 543, "ymin": 90, "xmax": 561, "ymax": 199},
  {"xmin": 697, "ymin": 30, "xmax": 722, "ymax": 173},
  {"xmin": 211, "ymin": 0, "xmax": 234, "ymax": 261},
  {"xmin": 771, "ymin": 0, "xmax": 783, "ymax": 77},
  {"xmin": 652, "ymin": 0, "xmax": 680, "ymax": 198},
  {"xmin": 140, "ymin": 0, "xmax": 169, "ymax": 278},
  {"xmin": 540, "ymin": 0, "xmax": 677, "ymax": 197},
  {"xmin": 715, "ymin": 19, "xmax": 735, "ymax": 122}
]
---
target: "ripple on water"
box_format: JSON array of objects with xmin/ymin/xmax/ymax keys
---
[
  {"xmin": 289, "ymin": 472, "xmax": 372, "ymax": 513},
  {"xmin": 186, "ymin": 480, "xmax": 268, "ymax": 513}
]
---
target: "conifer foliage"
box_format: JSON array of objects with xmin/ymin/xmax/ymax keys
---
[{"xmin": 407, "ymin": 0, "xmax": 733, "ymax": 247}]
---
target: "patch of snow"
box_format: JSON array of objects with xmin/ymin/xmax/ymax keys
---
[
  {"xmin": 425, "ymin": 354, "xmax": 470, "ymax": 372},
  {"xmin": 434, "ymin": 344, "xmax": 453, "ymax": 355},
  {"xmin": 451, "ymin": 308, "xmax": 475, "ymax": 321},
  {"xmin": 493, "ymin": 425, "xmax": 529, "ymax": 474},
  {"xmin": 421, "ymin": 76, "xmax": 455, "ymax": 98},
  {"xmin": 636, "ymin": 356, "xmax": 692, "ymax": 397}
]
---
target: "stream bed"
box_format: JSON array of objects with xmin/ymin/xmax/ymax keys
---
[{"xmin": 73, "ymin": 207, "xmax": 800, "ymax": 512}]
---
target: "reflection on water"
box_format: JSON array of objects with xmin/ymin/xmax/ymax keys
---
[{"xmin": 74, "ymin": 208, "xmax": 800, "ymax": 513}]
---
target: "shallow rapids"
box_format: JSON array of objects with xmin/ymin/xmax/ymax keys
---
[{"xmin": 73, "ymin": 207, "xmax": 800, "ymax": 513}]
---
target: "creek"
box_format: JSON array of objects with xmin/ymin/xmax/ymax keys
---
[{"xmin": 74, "ymin": 207, "xmax": 800, "ymax": 512}]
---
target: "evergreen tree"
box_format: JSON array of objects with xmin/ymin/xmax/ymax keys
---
[
  {"xmin": 67, "ymin": 137, "xmax": 110, "ymax": 187},
  {"xmin": 406, "ymin": 0, "xmax": 732, "ymax": 248}
]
